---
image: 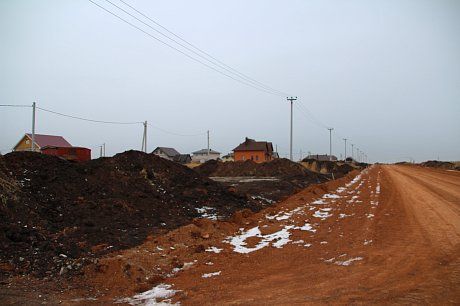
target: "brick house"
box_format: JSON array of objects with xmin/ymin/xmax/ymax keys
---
[{"xmin": 233, "ymin": 137, "xmax": 275, "ymax": 163}]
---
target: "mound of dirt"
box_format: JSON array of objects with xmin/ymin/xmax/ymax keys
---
[
  {"xmin": 194, "ymin": 159, "xmax": 329, "ymax": 205},
  {"xmin": 420, "ymin": 160, "xmax": 458, "ymax": 170},
  {"xmin": 301, "ymin": 159, "xmax": 357, "ymax": 177},
  {"xmin": 0, "ymin": 151, "xmax": 260, "ymax": 279},
  {"xmin": 195, "ymin": 158, "xmax": 315, "ymax": 177}
]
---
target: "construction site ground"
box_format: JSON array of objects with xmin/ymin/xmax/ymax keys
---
[{"xmin": 1, "ymin": 164, "xmax": 459, "ymax": 305}]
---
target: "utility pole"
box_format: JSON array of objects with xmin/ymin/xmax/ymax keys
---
[
  {"xmin": 343, "ymin": 138, "xmax": 347, "ymax": 161},
  {"xmin": 207, "ymin": 130, "xmax": 210, "ymax": 156},
  {"xmin": 351, "ymin": 144, "xmax": 354, "ymax": 161},
  {"xmin": 144, "ymin": 121, "xmax": 147, "ymax": 153},
  {"xmin": 103, "ymin": 143, "xmax": 106, "ymax": 157},
  {"xmin": 141, "ymin": 121, "xmax": 148, "ymax": 153},
  {"xmin": 327, "ymin": 128, "xmax": 333, "ymax": 161},
  {"xmin": 100, "ymin": 145, "xmax": 103, "ymax": 158},
  {"xmin": 31, "ymin": 102, "xmax": 36, "ymax": 152},
  {"xmin": 287, "ymin": 97, "xmax": 297, "ymax": 161}
]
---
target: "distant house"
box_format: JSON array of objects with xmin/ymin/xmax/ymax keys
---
[
  {"xmin": 221, "ymin": 153, "xmax": 234, "ymax": 162},
  {"xmin": 173, "ymin": 154, "xmax": 192, "ymax": 164},
  {"xmin": 152, "ymin": 147, "xmax": 180, "ymax": 161},
  {"xmin": 192, "ymin": 149, "xmax": 220, "ymax": 163},
  {"xmin": 41, "ymin": 146, "xmax": 91, "ymax": 162},
  {"xmin": 233, "ymin": 137, "xmax": 275, "ymax": 163},
  {"xmin": 13, "ymin": 133, "xmax": 90, "ymax": 162},
  {"xmin": 14, "ymin": 133, "xmax": 72, "ymax": 152},
  {"xmin": 305, "ymin": 154, "xmax": 338, "ymax": 162}
]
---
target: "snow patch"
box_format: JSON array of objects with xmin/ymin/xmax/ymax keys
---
[
  {"xmin": 202, "ymin": 271, "xmax": 221, "ymax": 278},
  {"xmin": 117, "ymin": 283, "xmax": 178, "ymax": 305}
]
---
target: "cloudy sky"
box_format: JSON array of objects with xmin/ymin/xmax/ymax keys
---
[{"xmin": 1, "ymin": 0, "xmax": 459, "ymax": 162}]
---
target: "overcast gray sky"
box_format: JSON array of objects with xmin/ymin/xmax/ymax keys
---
[{"xmin": 1, "ymin": 0, "xmax": 459, "ymax": 162}]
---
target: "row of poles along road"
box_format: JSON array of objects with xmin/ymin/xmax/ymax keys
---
[
  {"xmin": 2, "ymin": 100, "xmax": 368, "ymax": 163},
  {"xmin": 287, "ymin": 97, "xmax": 368, "ymax": 163}
]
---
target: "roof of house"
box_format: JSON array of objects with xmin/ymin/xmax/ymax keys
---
[
  {"xmin": 192, "ymin": 149, "xmax": 220, "ymax": 155},
  {"xmin": 233, "ymin": 137, "xmax": 273, "ymax": 153},
  {"xmin": 305, "ymin": 154, "xmax": 338, "ymax": 161},
  {"xmin": 153, "ymin": 147, "xmax": 180, "ymax": 157},
  {"xmin": 23, "ymin": 134, "xmax": 72, "ymax": 148},
  {"xmin": 173, "ymin": 154, "xmax": 192, "ymax": 163}
]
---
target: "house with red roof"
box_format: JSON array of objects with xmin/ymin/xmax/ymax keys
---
[{"xmin": 13, "ymin": 133, "xmax": 91, "ymax": 162}]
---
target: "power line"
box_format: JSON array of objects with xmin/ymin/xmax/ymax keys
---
[
  {"xmin": 0, "ymin": 104, "xmax": 31, "ymax": 108},
  {"xmin": 116, "ymin": 0, "xmax": 290, "ymax": 97},
  {"xmin": 37, "ymin": 106, "xmax": 143, "ymax": 125},
  {"xmin": 149, "ymin": 124, "xmax": 206, "ymax": 137},
  {"xmin": 38, "ymin": 106, "xmax": 205, "ymax": 137},
  {"xmin": 88, "ymin": 0, "xmax": 285, "ymax": 97}
]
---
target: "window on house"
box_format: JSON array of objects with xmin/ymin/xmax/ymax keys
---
[
  {"xmin": 25, "ymin": 140, "xmax": 30, "ymax": 144},
  {"xmin": 256, "ymin": 155, "xmax": 259, "ymax": 161},
  {"xmin": 242, "ymin": 156, "xmax": 245, "ymax": 161},
  {"xmin": 251, "ymin": 156, "xmax": 254, "ymax": 161}
]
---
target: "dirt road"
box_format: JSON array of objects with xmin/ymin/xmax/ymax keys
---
[
  {"xmin": 143, "ymin": 165, "xmax": 459, "ymax": 305},
  {"xmin": 3, "ymin": 165, "xmax": 459, "ymax": 305}
]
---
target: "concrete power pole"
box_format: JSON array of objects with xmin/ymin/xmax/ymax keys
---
[
  {"xmin": 343, "ymin": 138, "xmax": 347, "ymax": 161},
  {"xmin": 141, "ymin": 121, "xmax": 148, "ymax": 153},
  {"xmin": 351, "ymin": 144, "xmax": 354, "ymax": 161},
  {"xmin": 287, "ymin": 97, "xmax": 297, "ymax": 161},
  {"xmin": 207, "ymin": 130, "xmax": 210, "ymax": 156},
  {"xmin": 327, "ymin": 128, "xmax": 333, "ymax": 161},
  {"xmin": 31, "ymin": 102, "xmax": 36, "ymax": 152}
]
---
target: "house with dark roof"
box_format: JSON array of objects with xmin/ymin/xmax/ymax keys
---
[
  {"xmin": 191, "ymin": 148, "xmax": 220, "ymax": 163},
  {"xmin": 152, "ymin": 147, "xmax": 181, "ymax": 161},
  {"xmin": 173, "ymin": 154, "xmax": 192, "ymax": 164},
  {"xmin": 233, "ymin": 137, "xmax": 275, "ymax": 163},
  {"xmin": 13, "ymin": 133, "xmax": 72, "ymax": 152}
]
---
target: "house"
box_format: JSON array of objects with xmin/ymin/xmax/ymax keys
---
[
  {"xmin": 221, "ymin": 153, "xmax": 234, "ymax": 162},
  {"xmin": 41, "ymin": 146, "xmax": 91, "ymax": 162},
  {"xmin": 305, "ymin": 154, "xmax": 338, "ymax": 162},
  {"xmin": 13, "ymin": 133, "xmax": 91, "ymax": 162},
  {"xmin": 173, "ymin": 154, "xmax": 192, "ymax": 164},
  {"xmin": 233, "ymin": 137, "xmax": 275, "ymax": 163},
  {"xmin": 152, "ymin": 147, "xmax": 180, "ymax": 161},
  {"xmin": 192, "ymin": 149, "xmax": 220, "ymax": 163},
  {"xmin": 14, "ymin": 133, "xmax": 72, "ymax": 152}
]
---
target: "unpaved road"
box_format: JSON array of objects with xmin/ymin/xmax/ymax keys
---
[
  {"xmin": 1, "ymin": 165, "xmax": 459, "ymax": 305},
  {"xmin": 160, "ymin": 165, "xmax": 460, "ymax": 305}
]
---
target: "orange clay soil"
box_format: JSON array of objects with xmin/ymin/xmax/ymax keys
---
[{"xmin": 2, "ymin": 165, "xmax": 459, "ymax": 305}]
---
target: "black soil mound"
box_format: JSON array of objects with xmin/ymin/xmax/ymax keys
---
[
  {"xmin": 194, "ymin": 159, "xmax": 329, "ymax": 205},
  {"xmin": 421, "ymin": 160, "xmax": 458, "ymax": 170},
  {"xmin": 0, "ymin": 151, "xmax": 259, "ymax": 278},
  {"xmin": 195, "ymin": 158, "xmax": 316, "ymax": 177},
  {"xmin": 301, "ymin": 158, "xmax": 357, "ymax": 177}
]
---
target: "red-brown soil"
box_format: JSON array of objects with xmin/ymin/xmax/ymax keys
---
[{"xmin": 1, "ymin": 165, "xmax": 459, "ymax": 305}]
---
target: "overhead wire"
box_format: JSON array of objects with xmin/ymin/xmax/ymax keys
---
[
  {"xmin": 105, "ymin": 0, "xmax": 290, "ymax": 97},
  {"xmin": 37, "ymin": 106, "xmax": 143, "ymax": 125},
  {"xmin": 88, "ymin": 0, "xmax": 286, "ymax": 97}
]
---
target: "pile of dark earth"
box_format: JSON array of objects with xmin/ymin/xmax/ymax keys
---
[
  {"xmin": 194, "ymin": 158, "xmax": 331, "ymax": 204},
  {"xmin": 301, "ymin": 158, "xmax": 361, "ymax": 177},
  {"xmin": 0, "ymin": 151, "xmax": 261, "ymax": 279},
  {"xmin": 420, "ymin": 160, "xmax": 459, "ymax": 170}
]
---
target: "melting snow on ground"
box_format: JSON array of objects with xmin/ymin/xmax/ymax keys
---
[
  {"xmin": 195, "ymin": 206, "xmax": 218, "ymax": 220},
  {"xmin": 202, "ymin": 271, "xmax": 221, "ymax": 278},
  {"xmin": 117, "ymin": 283, "xmax": 178, "ymax": 305},
  {"xmin": 205, "ymin": 246, "xmax": 222, "ymax": 253},
  {"xmin": 225, "ymin": 226, "xmax": 294, "ymax": 253},
  {"xmin": 335, "ymin": 257, "xmax": 363, "ymax": 266}
]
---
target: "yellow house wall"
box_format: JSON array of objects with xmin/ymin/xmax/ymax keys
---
[{"xmin": 14, "ymin": 135, "xmax": 39, "ymax": 151}]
